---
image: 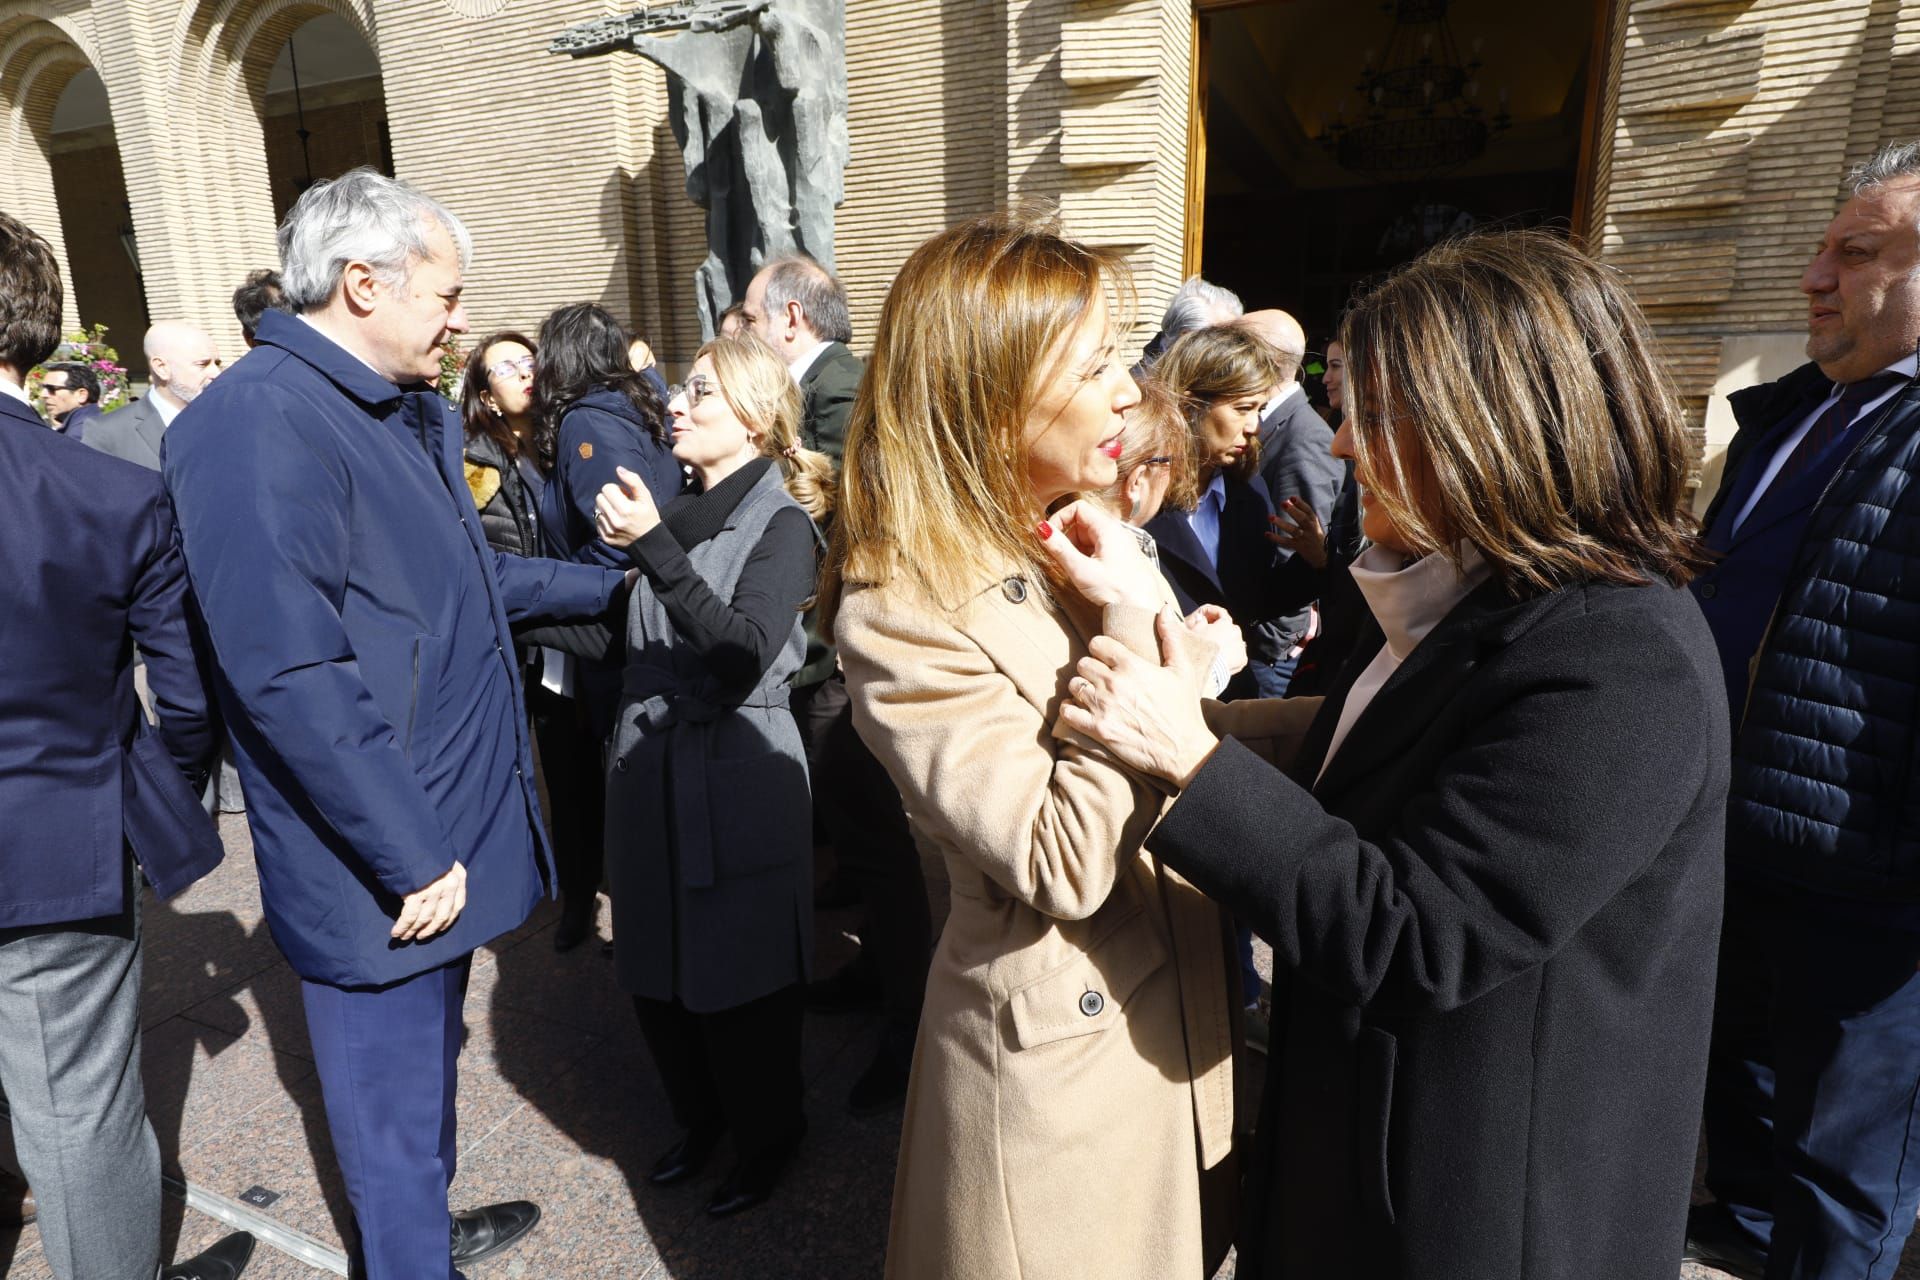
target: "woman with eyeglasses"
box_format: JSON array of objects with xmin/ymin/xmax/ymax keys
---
[
  {"xmin": 529, "ymin": 303, "xmax": 684, "ymax": 949},
  {"xmin": 593, "ymin": 334, "xmax": 832, "ymax": 1218},
  {"xmin": 460, "ymin": 332, "xmax": 541, "ymax": 559}
]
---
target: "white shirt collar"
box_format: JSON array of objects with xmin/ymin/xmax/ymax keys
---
[
  {"xmin": 1261, "ymin": 383, "xmax": 1304, "ymax": 420},
  {"xmin": 0, "ymin": 374, "xmax": 33, "ymax": 408},
  {"xmin": 1349, "ymin": 542, "xmax": 1492, "ymax": 661},
  {"xmin": 787, "ymin": 338, "xmax": 831, "ymax": 385},
  {"xmin": 151, "ymin": 389, "xmax": 184, "ymax": 427}
]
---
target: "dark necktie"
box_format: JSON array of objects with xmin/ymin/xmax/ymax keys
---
[{"xmin": 1776, "ymin": 372, "xmax": 1906, "ymax": 484}]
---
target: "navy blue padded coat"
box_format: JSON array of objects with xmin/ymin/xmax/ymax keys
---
[{"xmin": 1728, "ymin": 367, "xmax": 1920, "ymax": 899}]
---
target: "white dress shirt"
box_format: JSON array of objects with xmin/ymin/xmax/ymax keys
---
[
  {"xmin": 1730, "ymin": 353, "xmax": 1916, "ymax": 533},
  {"xmin": 787, "ymin": 338, "xmax": 830, "ymax": 385},
  {"xmin": 0, "ymin": 374, "xmax": 33, "ymax": 409},
  {"xmin": 1187, "ymin": 473, "xmax": 1227, "ymax": 569},
  {"xmin": 1317, "ymin": 543, "xmax": 1491, "ymax": 784}
]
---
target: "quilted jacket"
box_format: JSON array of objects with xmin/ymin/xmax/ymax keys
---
[{"xmin": 1726, "ymin": 366, "xmax": 1920, "ymax": 899}]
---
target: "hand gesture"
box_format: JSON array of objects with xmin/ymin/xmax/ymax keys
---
[
  {"xmin": 392, "ymin": 860, "xmax": 467, "ymax": 942},
  {"xmin": 1038, "ymin": 499, "xmax": 1166, "ymax": 612},
  {"xmin": 1185, "ymin": 603, "xmax": 1247, "ymax": 676},
  {"xmin": 1267, "ymin": 497, "xmax": 1329, "ymax": 569},
  {"xmin": 1058, "ymin": 613, "xmax": 1220, "ymax": 788},
  {"xmin": 594, "ymin": 466, "xmax": 660, "ymax": 547}
]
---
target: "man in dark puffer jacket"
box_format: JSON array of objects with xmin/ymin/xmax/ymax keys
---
[{"xmin": 1685, "ymin": 140, "xmax": 1920, "ymax": 1280}]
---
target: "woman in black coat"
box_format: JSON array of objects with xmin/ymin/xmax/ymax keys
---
[
  {"xmin": 1049, "ymin": 230, "xmax": 1729, "ymax": 1280},
  {"xmin": 527, "ymin": 304, "xmax": 682, "ymax": 949}
]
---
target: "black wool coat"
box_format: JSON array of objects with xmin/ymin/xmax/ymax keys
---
[{"xmin": 1150, "ymin": 573, "xmax": 1729, "ymax": 1280}]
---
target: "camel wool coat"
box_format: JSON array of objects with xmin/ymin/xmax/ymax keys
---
[{"xmin": 836, "ymin": 560, "xmax": 1239, "ymax": 1280}]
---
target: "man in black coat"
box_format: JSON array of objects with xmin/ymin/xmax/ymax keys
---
[
  {"xmin": 38, "ymin": 361, "xmax": 101, "ymax": 440},
  {"xmin": 1684, "ymin": 140, "xmax": 1920, "ymax": 1280},
  {"xmin": 1239, "ymin": 309, "xmax": 1344, "ymax": 696},
  {"xmin": 742, "ymin": 254, "xmax": 931, "ymax": 1115}
]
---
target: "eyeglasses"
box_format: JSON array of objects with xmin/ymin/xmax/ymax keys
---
[
  {"xmin": 1143, "ymin": 455, "xmax": 1175, "ymax": 468},
  {"xmin": 487, "ymin": 355, "xmax": 535, "ymax": 381},
  {"xmin": 669, "ymin": 375, "xmax": 715, "ymax": 407}
]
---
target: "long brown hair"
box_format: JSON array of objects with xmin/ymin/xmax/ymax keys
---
[
  {"xmin": 460, "ymin": 330, "xmax": 537, "ymax": 461},
  {"xmin": 696, "ymin": 334, "xmax": 836, "ymax": 522},
  {"xmin": 1341, "ymin": 228, "xmax": 1706, "ymax": 592},
  {"xmin": 822, "ymin": 206, "xmax": 1129, "ymax": 620}
]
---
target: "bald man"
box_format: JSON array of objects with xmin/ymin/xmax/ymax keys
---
[
  {"xmin": 87, "ymin": 321, "xmax": 224, "ymax": 471},
  {"xmin": 1236, "ymin": 308, "xmax": 1345, "ymax": 698}
]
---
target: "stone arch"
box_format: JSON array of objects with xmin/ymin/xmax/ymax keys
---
[{"xmin": 0, "ymin": 15, "xmax": 109, "ymax": 329}]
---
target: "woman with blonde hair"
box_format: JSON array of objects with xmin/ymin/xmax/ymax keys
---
[
  {"xmin": 825, "ymin": 208, "xmax": 1242, "ymax": 1280},
  {"xmin": 1056, "ymin": 229, "xmax": 1727, "ymax": 1280},
  {"xmin": 1102, "ymin": 374, "xmax": 1198, "ymax": 528},
  {"xmin": 592, "ymin": 333, "xmax": 831, "ymax": 1218}
]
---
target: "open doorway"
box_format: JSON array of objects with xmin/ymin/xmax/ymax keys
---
[
  {"xmin": 259, "ymin": 14, "xmax": 391, "ymax": 221},
  {"xmin": 1193, "ymin": 0, "xmax": 1608, "ymax": 348}
]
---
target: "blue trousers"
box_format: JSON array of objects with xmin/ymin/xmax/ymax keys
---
[
  {"xmin": 302, "ymin": 955, "xmax": 472, "ymax": 1280},
  {"xmin": 1702, "ymin": 877, "xmax": 1920, "ymax": 1279}
]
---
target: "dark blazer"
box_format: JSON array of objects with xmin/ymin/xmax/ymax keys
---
[
  {"xmin": 60, "ymin": 401, "xmax": 101, "ymax": 442},
  {"xmin": 1145, "ymin": 473, "xmax": 1311, "ymax": 682},
  {"xmin": 86, "ymin": 393, "xmax": 168, "ymax": 470},
  {"xmin": 1150, "ymin": 574, "xmax": 1729, "ymax": 1280},
  {"xmin": 0, "ymin": 392, "xmax": 220, "ymax": 927},
  {"xmin": 164, "ymin": 311, "xmax": 624, "ymax": 987},
  {"xmin": 797, "ymin": 341, "xmax": 862, "ymax": 466},
  {"xmin": 538, "ymin": 387, "xmax": 682, "ymax": 570},
  {"xmin": 1691, "ymin": 361, "xmax": 1841, "ymax": 723},
  {"xmin": 1254, "ymin": 386, "xmax": 1344, "ymax": 651}
]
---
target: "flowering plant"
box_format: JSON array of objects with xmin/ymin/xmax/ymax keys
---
[
  {"xmin": 438, "ymin": 334, "xmax": 464, "ymax": 403},
  {"xmin": 27, "ymin": 324, "xmax": 133, "ymax": 414}
]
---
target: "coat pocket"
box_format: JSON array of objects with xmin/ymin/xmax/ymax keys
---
[
  {"xmin": 1355, "ymin": 1025, "xmax": 1398, "ymax": 1226},
  {"xmin": 1006, "ymin": 907, "xmax": 1169, "ymax": 1050},
  {"xmin": 706, "ymin": 751, "xmax": 811, "ymax": 879},
  {"xmin": 404, "ymin": 633, "xmax": 447, "ymax": 766}
]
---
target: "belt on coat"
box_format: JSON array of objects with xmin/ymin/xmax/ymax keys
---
[{"xmin": 615, "ymin": 666, "xmax": 790, "ymax": 890}]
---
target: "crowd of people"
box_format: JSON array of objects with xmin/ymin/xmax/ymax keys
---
[{"xmin": 2, "ymin": 137, "xmax": 1919, "ymax": 1280}]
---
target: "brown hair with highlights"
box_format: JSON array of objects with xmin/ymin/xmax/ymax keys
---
[
  {"xmin": 1103, "ymin": 375, "xmax": 1198, "ymax": 517},
  {"xmin": 1152, "ymin": 325, "xmax": 1284, "ymax": 485},
  {"xmin": 822, "ymin": 205, "xmax": 1130, "ymax": 619},
  {"xmin": 1341, "ymin": 228, "xmax": 1707, "ymax": 593}
]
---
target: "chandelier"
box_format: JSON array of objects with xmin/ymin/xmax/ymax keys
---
[{"xmin": 1320, "ymin": 0, "xmax": 1511, "ymax": 174}]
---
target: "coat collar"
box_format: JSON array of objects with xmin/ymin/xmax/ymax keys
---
[
  {"xmin": 0, "ymin": 389, "xmax": 45, "ymax": 431},
  {"xmin": 253, "ymin": 309, "xmax": 406, "ymax": 408},
  {"xmin": 1300, "ymin": 574, "xmax": 1548, "ymax": 800},
  {"xmin": 797, "ymin": 341, "xmax": 851, "ymax": 389}
]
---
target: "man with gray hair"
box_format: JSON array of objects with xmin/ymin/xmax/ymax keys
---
[
  {"xmin": 1683, "ymin": 139, "xmax": 1920, "ymax": 1279},
  {"xmin": 741, "ymin": 252, "xmax": 860, "ymax": 461},
  {"xmin": 1134, "ymin": 274, "xmax": 1244, "ymax": 374},
  {"xmin": 86, "ymin": 319, "xmax": 223, "ymax": 470},
  {"xmin": 164, "ymin": 168, "xmax": 629, "ymax": 1278}
]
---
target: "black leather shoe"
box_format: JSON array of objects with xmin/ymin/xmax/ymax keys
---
[
  {"xmin": 847, "ymin": 1041, "xmax": 911, "ymax": 1116},
  {"xmin": 161, "ymin": 1231, "xmax": 255, "ymax": 1280},
  {"xmin": 807, "ymin": 957, "xmax": 882, "ymax": 1015},
  {"xmin": 553, "ymin": 896, "xmax": 595, "ymax": 953},
  {"xmin": 649, "ymin": 1124, "xmax": 725, "ymax": 1186},
  {"xmin": 706, "ymin": 1122, "xmax": 806, "ymax": 1217},
  {"xmin": 1683, "ymin": 1204, "xmax": 1766, "ymax": 1280},
  {"xmin": 450, "ymin": 1200, "xmax": 541, "ymax": 1267}
]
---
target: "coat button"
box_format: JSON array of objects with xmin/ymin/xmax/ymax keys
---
[
  {"xmin": 1003, "ymin": 577, "xmax": 1028, "ymax": 604},
  {"xmin": 1699, "ymin": 583, "xmax": 1718, "ymax": 600},
  {"xmin": 1079, "ymin": 990, "xmax": 1104, "ymax": 1017}
]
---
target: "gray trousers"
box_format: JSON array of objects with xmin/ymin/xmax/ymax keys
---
[{"xmin": 0, "ymin": 864, "xmax": 161, "ymax": 1279}]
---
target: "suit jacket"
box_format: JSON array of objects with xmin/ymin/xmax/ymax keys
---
[
  {"xmin": 0, "ymin": 392, "xmax": 220, "ymax": 927},
  {"xmin": 1691, "ymin": 361, "xmax": 1857, "ymax": 725},
  {"xmin": 86, "ymin": 393, "xmax": 169, "ymax": 470},
  {"xmin": 1255, "ymin": 387, "xmax": 1345, "ymax": 651},
  {"xmin": 1150, "ymin": 575, "xmax": 1729, "ymax": 1280},
  {"xmin": 797, "ymin": 341, "xmax": 862, "ymax": 466},
  {"xmin": 836, "ymin": 564, "xmax": 1235, "ymax": 1280},
  {"xmin": 60, "ymin": 402, "xmax": 101, "ymax": 443},
  {"xmin": 164, "ymin": 311, "xmax": 624, "ymax": 987}
]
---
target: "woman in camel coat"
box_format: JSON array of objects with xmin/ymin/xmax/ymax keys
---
[{"xmin": 825, "ymin": 209, "xmax": 1249, "ymax": 1280}]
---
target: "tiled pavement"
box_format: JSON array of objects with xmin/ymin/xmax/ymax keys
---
[{"xmin": 2, "ymin": 815, "xmax": 1915, "ymax": 1279}]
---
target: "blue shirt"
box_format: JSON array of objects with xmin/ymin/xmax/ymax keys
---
[{"xmin": 1187, "ymin": 473, "xmax": 1227, "ymax": 568}]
